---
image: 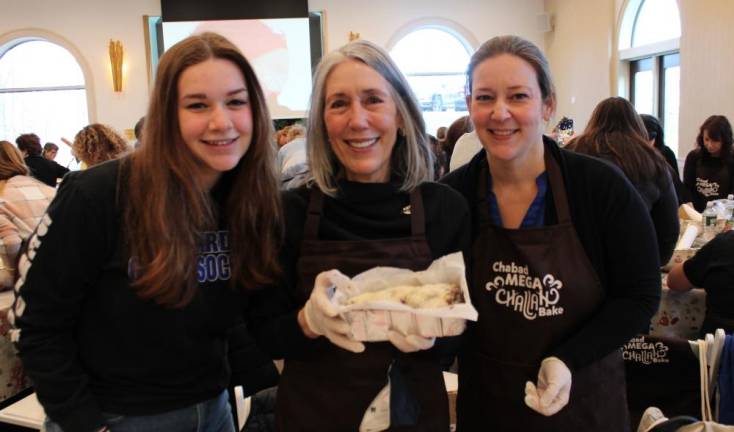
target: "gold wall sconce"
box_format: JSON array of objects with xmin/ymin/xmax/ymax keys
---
[
  {"xmin": 348, "ymin": 32, "xmax": 360, "ymax": 42},
  {"xmin": 109, "ymin": 39, "xmax": 124, "ymax": 92}
]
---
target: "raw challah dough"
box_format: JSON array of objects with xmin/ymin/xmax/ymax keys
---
[{"xmin": 346, "ymin": 283, "xmax": 462, "ymax": 309}]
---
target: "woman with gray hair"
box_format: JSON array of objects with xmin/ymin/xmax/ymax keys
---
[
  {"xmin": 442, "ymin": 35, "xmax": 660, "ymax": 431},
  {"xmin": 249, "ymin": 39, "xmax": 470, "ymax": 431}
]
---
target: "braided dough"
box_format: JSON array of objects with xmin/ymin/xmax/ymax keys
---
[{"xmin": 346, "ymin": 283, "xmax": 462, "ymax": 309}]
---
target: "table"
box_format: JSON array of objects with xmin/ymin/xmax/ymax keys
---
[{"xmin": 649, "ymin": 274, "xmax": 706, "ymax": 340}]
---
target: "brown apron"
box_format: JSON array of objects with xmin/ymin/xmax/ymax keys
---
[
  {"xmin": 456, "ymin": 150, "xmax": 630, "ymax": 431},
  {"xmin": 276, "ymin": 186, "xmax": 450, "ymax": 432},
  {"xmin": 623, "ymin": 335, "xmax": 701, "ymax": 429}
]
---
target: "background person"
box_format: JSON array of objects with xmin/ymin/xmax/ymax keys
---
[
  {"xmin": 15, "ymin": 133, "xmax": 69, "ymax": 187},
  {"xmin": 683, "ymin": 115, "xmax": 734, "ymax": 212},
  {"xmin": 640, "ymin": 114, "xmax": 689, "ymax": 205},
  {"xmin": 668, "ymin": 231, "xmax": 734, "ymax": 336},
  {"xmin": 0, "ymin": 140, "xmax": 55, "ymax": 290},
  {"xmin": 442, "ymin": 35, "xmax": 660, "ymax": 431},
  {"xmin": 249, "ymin": 39, "xmax": 470, "ymax": 432},
  {"xmin": 42, "ymin": 142, "xmax": 59, "ymax": 161},
  {"xmin": 567, "ymin": 97, "xmax": 679, "ymax": 264},
  {"xmin": 13, "ymin": 32, "xmax": 280, "ymax": 432},
  {"xmin": 71, "ymin": 123, "xmax": 130, "ymax": 169}
]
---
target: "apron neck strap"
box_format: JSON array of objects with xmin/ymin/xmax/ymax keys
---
[
  {"xmin": 304, "ymin": 187, "xmax": 324, "ymax": 239},
  {"xmin": 409, "ymin": 186, "xmax": 426, "ymax": 237},
  {"xmin": 303, "ymin": 184, "xmax": 427, "ymax": 240},
  {"xmin": 476, "ymin": 145, "xmax": 572, "ymax": 226}
]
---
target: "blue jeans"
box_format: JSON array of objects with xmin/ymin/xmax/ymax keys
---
[{"xmin": 44, "ymin": 390, "xmax": 235, "ymax": 432}]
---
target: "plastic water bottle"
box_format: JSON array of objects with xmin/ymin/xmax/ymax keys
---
[
  {"xmin": 725, "ymin": 194, "xmax": 734, "ymax": 231},
  {"xmin": 703, "ymin": 202, "xmax": 718, "ymax": 241}
]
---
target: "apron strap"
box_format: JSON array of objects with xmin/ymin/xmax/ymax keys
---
[
  {"xmin": 409, "ymin": 186, "xmax": 426, "ymax": 237},
  {"xmin": 476, "ymin": 143, "xmax": 572, "ymax": 226},
  {"xmin": 304, "ymin": 186, "xmax": 324, "ymax": 240},
  {"xmin": 544, "ymin": 148, "xmax": 572, "ymax": 225}
]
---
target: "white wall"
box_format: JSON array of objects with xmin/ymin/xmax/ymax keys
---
[
  {"xmin": 2, "ymin": 0, "xmax": 547, "ymax": 136},
  {"xmin": 308, "ymin": 0, "xmax": 544, "ymax": 53},
  {"xmin": 544, "ymin": 0, "xmax": 616, "ymax": 132},
  {"xmin": 543, "ymin": 0, "xmax": 734, "ymax": 159},
  {"xmin": 677, "ymin": 0, "xmax": 734, "ymax": 156}
]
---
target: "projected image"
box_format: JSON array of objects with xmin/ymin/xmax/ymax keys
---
[{"xmin": 162, "ymin": 19, "xmax": 312, "ymax": 119}]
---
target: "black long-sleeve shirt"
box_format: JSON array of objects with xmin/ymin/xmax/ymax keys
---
[
  {"xmin": 683, "ymin": 149, "xmax": 734, "ymax": 212},
  {"xmin": 441, "ymin": 138, "xmax": 661, "ymax": 372},
  {"xmin": 13, "ymin": 159, "xmax": 276, "ymax": 432},
  {"xmin": 247, "ymin": 180, "xmax": 471, "ymax": 361}
]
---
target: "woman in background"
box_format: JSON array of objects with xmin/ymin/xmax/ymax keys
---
[
  {"xmin": 14, "ymin": 32, "xmax": 280, "ymax": 432},
  {"xmin": 15, "ymin": 133, "xmax": 68, "ymax": 187},
  {"xmin": 442, "ymin": 35, "xmax": 660, "ymax": 431},
  {"xmin": 568, "ymin": 97, "xmax": 678, "ymax": 264},
  {"xmin": 71, "ymin": 123, "xmax": 129, "ymax": 169},
  {"xmin": 249, "ymin": 39, "xmax": 470, "ymax": 431},
  {"xmin": 640, "ymin": 114, "xmax": 688, "ymax": 204},
  {"xmin": 0, "ymin": 141, "xmax": 55, "ymax": 290},
  {"xmin": 683, "ymin": 115, "xmax": 734, "ymax": 212}
]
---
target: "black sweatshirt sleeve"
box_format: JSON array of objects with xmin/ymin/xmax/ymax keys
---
[
  {"xmin": 13, "ymin": 173, "xmax": 109, "ymax": 432},
  {"xmin": 683, "ymin": 150, "xmax": 698, "ymax": 207},
  {"xmin": 550, "ymin": 157, "xmax": 661, "ymax": 372}
]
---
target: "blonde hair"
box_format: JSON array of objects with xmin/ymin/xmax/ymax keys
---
[
  {"xmin": 0, "ymin": 141, "xmax": 29, "ymax": 180},
  {"xmin": 307, "ymin": 39, "xmax": 433, "ymax": 196},
  {"xmin": 72, "ymin": 123, "xmax": 129, "ymax": 167}
]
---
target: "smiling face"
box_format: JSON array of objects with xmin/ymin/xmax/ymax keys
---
[
  {"xmin": 177, "ymin": 58, "xmax": 253, "ymax": 190},
  {"xmin": 468, "ymin": 54, "xmax": 553, "ymax": 165},
  {"xmin": 703, "ymin": 129, "xmax": 722, "ymax": 156},
  {"xmin": 323, "ymin": 59, "xmax": 401, "ymax": 183}
]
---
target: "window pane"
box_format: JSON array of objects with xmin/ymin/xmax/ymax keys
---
[
  {"xmin": 663, "ymin": 65, "xmax": 680, "ymax": 157},
  {"xmin": 0, "ymin": 40, "xmax": 85, "ymax": 89},
  {"xmin": 0, "ymin": 89, "xmax": 88, "ymax": 168},
  {"xmin": 390, "ymin": 28, "xmax": 471, "ymax": 135},
  {"xmin": 391, "ymin": 29, "xmax": 470, "ymax": 74},
  {"xmin": 632, "ymin": 0, "xmax": 681, "ymax": 47},
  {"xmin": 633, "ymin": 70, "xmax": 654, "ymax": 116}
]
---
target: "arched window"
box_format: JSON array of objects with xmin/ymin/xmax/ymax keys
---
[
  {"xmin": 619, "ymin": 0, "xmax": 681, "ymax": 156},
  {"xmin": 389, "ymin": 27, "xmax": 473, "ymax": 136},
  {"xmin": 0, "ymin": 39, "xmax": 89, "ymax": 168}
]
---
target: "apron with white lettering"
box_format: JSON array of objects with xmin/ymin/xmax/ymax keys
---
[
  {"xmin": 276, "ymin": 186, "xmax": 449, "ymax": 432},
  {"xmin": 456, "ymin": 150, "xmax": 630, "ymax": 431}
]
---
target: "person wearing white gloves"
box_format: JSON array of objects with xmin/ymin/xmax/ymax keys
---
[
  {"xmin": 442, "ymin": 35, "xmax": 661, "ymax": 431},
  {"xmin": 247, "ymin": 40, "xmax": 470, "ymax": 432}
]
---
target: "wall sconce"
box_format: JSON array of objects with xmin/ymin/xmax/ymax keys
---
[
  {"xmin": 109, "ymin": 40, "xmax": 124, "ymax": 93},
  {"xmin": 348, "ymin": 32, "xmax": 360, "ymax": 42}
]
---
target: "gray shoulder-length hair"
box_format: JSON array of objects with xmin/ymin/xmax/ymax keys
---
[{"xmin": 307, "ymin": 39, "xmax": 433, "ymax": 196}]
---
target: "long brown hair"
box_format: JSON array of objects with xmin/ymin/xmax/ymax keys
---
[
  {"xmin": 124, "ymin": 32, "xmax": 281, "ymax": 307},
  {"xmin": 696, "ymin": 115, "xmax": 733, "ymax": 163},
  {"xmin": 568, "ymin": 97, "xmax": 669, "ymax": 189},
  {"xmin": 72, "ymin": 123, "xmax": 129, "ymax": 167},
  {"xmin": 0, "ymin": 141, "xmax": 29, "ymax": 180}
]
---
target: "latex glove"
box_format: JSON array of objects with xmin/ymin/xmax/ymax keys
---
[
  {"xmin": 524, "ymin": 357, "xmax": 571, "ymax": 416},
  {"xmin": 302, "ymin": 270, "xmax": 365, "ymax": 353},
  {"xmin": 387, "ymin": 330, "xmax": 435, "ymax": 353}
]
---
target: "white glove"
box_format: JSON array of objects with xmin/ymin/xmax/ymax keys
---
[
  {"xmin": 387, "ymin": 330, "xmax": 435, "ymax": 353},
  {"xmin": 524, "ymin": 357, "xmax": 571, "ymax": 416},
  {"xmin": 302, "ymin": 270, "xmax": 365, "ymax": 353}
]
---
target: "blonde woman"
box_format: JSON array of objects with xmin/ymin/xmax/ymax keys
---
[
  {"xmin": 71, "ymin": 123, "xmax": 129, "ymax": 169},
  {"xmin": 0, "ymin": 140, "xmax": 55, "ymax": 289}
]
